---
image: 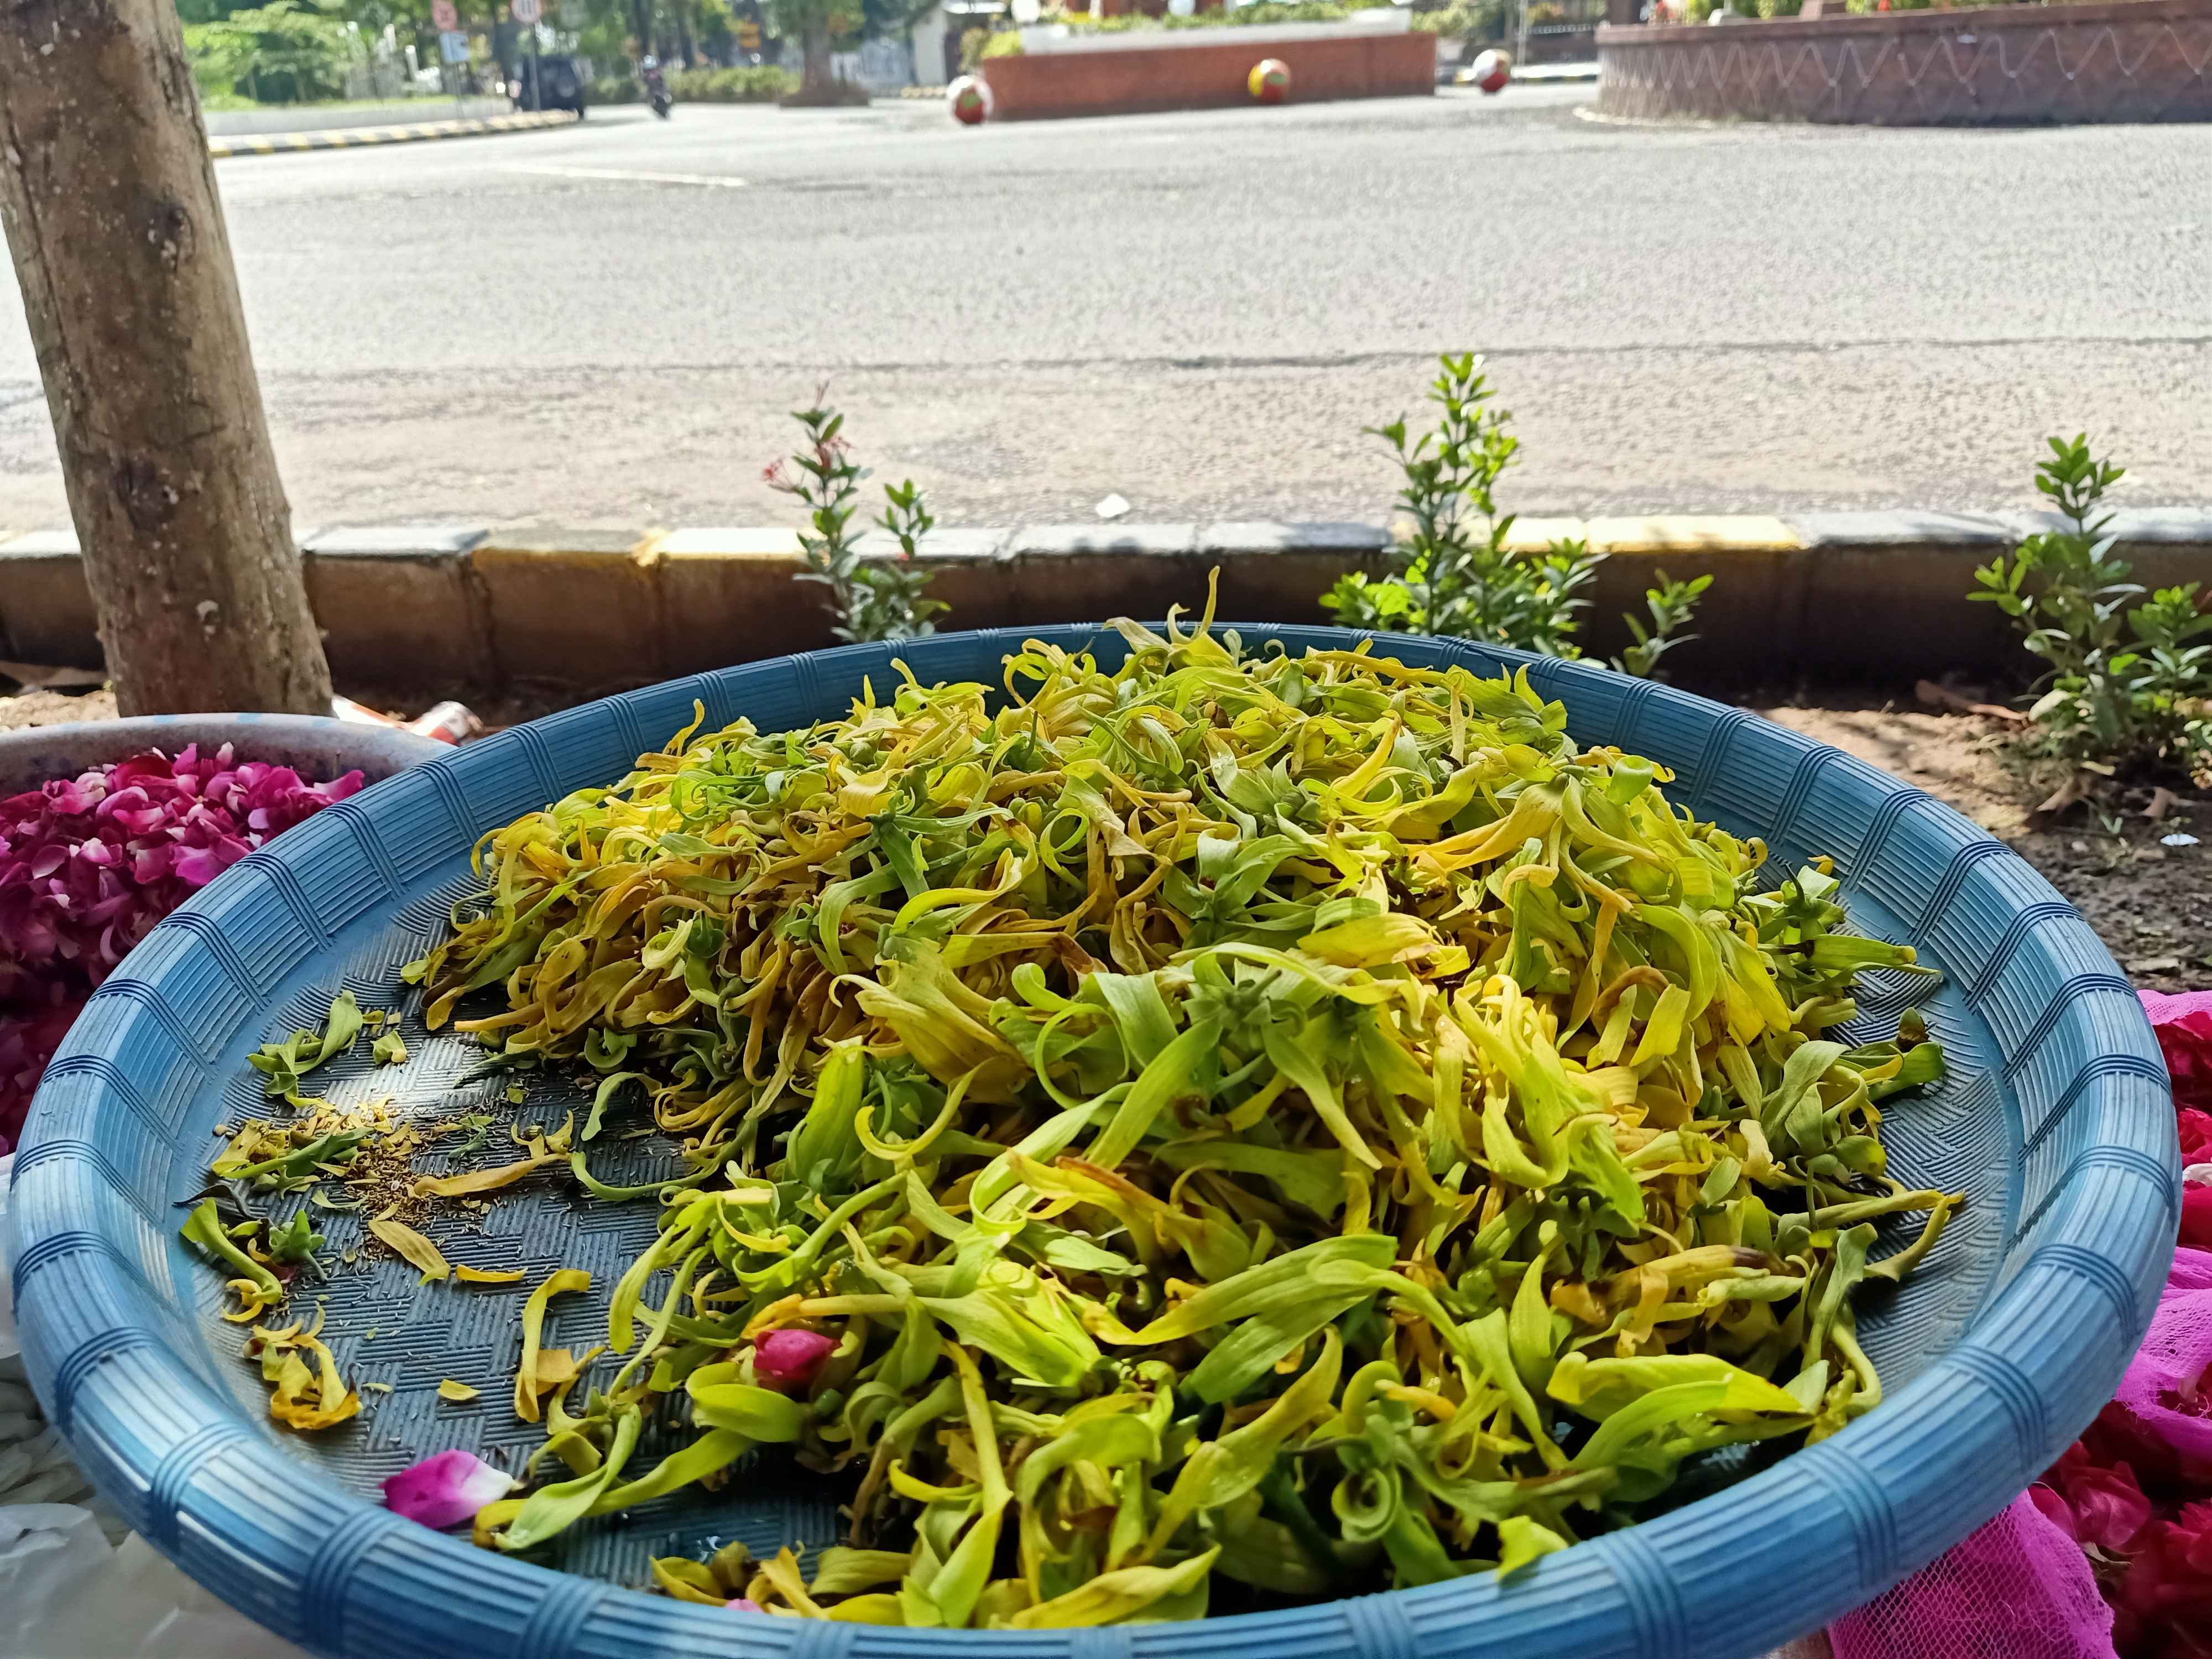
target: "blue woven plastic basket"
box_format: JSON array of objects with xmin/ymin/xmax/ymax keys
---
[{"xmin": 8, "ymin": 625, "xmax": 2179, "ymax": 1659}]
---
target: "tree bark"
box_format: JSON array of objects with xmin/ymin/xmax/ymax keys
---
[
  {"xmin": 0, "ymin": 0, "xmax": 333, "ymax": 716},
  {"xmin": 801, "ymin": 17, "xmax": 832, "ymax": 93}
]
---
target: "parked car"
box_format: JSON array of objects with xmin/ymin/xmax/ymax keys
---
[{"xmin": 510, "ymin": 53, "xmax": 588, "ymax": 113}]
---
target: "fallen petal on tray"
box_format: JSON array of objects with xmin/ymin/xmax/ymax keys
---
[{"xmin": 382, "ymin": 1450, "xmax": 515, "ymax": 1530}]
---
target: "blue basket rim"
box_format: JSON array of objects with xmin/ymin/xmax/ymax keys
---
[{"xmin": 9, "ymin": 622, "xmax": 2177, "ymax": 1659}]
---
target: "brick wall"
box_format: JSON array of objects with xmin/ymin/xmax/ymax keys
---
[
  {"xmin": 977, "ymin": 30, "xmax": 1436, "ymax": 118},
  {"xmin": 1596, "ymin": 0, "xmax": 2212, "ymax": 123}
]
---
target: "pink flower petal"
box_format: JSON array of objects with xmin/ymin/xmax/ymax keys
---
[
  {"xmin": 1, "ymin": 747, "xmax": 359, "ymax": 1112},
  {"xmin": 174, "ymin": 835, "xmax": 251, "ymax": 888},
  {"xmin": 382, "ymin": 1449, "xmax": 514, "ymax": 1528},
  {"xmin": 2028, "ymin": 1481, "xmax": 2078, "ymax": 1541},
  {"xmin": 754, "ymin": 1328, "xmax": 834, "ymax": 1393},
  {"xmin": 2065, "ymin": 1459, "xmax": 2153, "ymax": 1553},
  {"xmin": 726, "ymin": 1598, "xmax": 763, "ymax": 1613}
]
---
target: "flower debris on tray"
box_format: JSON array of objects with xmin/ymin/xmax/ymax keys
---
[{"xmin": 185, "ymin": 593, "xmax": 1961, "ymax": 1625}]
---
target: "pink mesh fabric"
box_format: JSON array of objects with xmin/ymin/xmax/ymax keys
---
[
  {"xmin": 2111, "ymin": 1250, "xmax": 2212, "ymax": 1481},
  {"xmin": 1828, "ymin": 1491, "xmax": 2116, "ymax": 1659},
  {"xmin": 1826, "ymin": 1241, "xmax": 2212, "ymax": 1659},
  {"xmin": 2141, "ymin": 990, "xmax": 2212, "ymax": 1114},
  {"xmin": 1826, "ymin": 983, "xmax": 2212, "ymax": 1659}
]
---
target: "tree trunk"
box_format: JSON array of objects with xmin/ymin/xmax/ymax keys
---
[
  {"xmin": 0, "ymin": 0, "xmax": 332, "ymax": 717},
  {"xmin": 801, "ymin": 17, "xmax": 833, "ymax": 93}
]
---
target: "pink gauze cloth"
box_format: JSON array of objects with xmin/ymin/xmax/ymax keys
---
[
  {"xmin": 1828, "ymin": 1488, "xmax": 2118, "ymax": 1659},
  {"xmin": 1828, "ymin": 1254, "xmax": 2212, "ymax": 1659},
  {"xmin": 2142, "ymin": 989, "xmax": 2212, "ymax": 1115},
  {"xmin": 1826, "ymin": 992, "xmax": 2212, "ymax": 1659}
]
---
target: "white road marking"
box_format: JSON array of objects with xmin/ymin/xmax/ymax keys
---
[{"xmin": 503, "ymin": 164, "xmax": 749, "ymax": 188}]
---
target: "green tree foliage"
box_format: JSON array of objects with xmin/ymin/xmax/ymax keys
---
[
  {"xmin": 766, "ymin": 0, "xmax": 863, "ymax": 91},
  {"xmin": 184, "ymin": 0, "xmax": 363, "ymax": 102}
]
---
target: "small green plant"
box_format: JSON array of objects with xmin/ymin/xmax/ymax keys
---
[
  {"xmin": 1322, "ymin": 353, "xmax": 1598, "ymax": 655},
  {"xmin": 1970, "ymin": 434, "xmax": 2212, "ymax": 795},
  {"xmin": 769, "ymin": 403, "xmax": 947, "ymax": 645},
  {"xmin": 1323, "ymin": 353, "xmax": 1706, "ymax": 676},
  {"xmin": 1612, "ymin": 569, "xmax": 1712, "ymax": 680}
]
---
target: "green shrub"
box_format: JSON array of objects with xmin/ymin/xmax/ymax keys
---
[
  {"xmin": 1417, "ymin": 0, "xmax": 1508, "ymax": 41},
  {"xmin": 1322, "ymin": 353, "xmax": 1597, "ymax": 656},
  {"xmin": 670, "ymin": 65, "xmax": 800, "ymax": 99},
  {"xmin": 1970, "ymin": 435, "xmax": 2212, "ymax": 795},
  {"xmin": 1614, "ymin": 571, "xmax": 1711, "ymax": 680},
  {"xmin": 770, "ymin": 405, "xmax": 946, "ymax": 644},
  {"xmin": 1060, "ymin": 1, "xmax": 1365, "ymax": 32},
  {"xmin": 980, "ymin": 29, "xmax": 1025, "ymax": 56},
  {"xmin": 1323, "ymin": 353, "xmax": 1706, "ymax": 674}
]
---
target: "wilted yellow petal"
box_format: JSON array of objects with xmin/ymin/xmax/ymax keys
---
[
  {"xmin": 264, "ymin": 1334, "xmax": 360, "ymax": 1432},
  {"xmin": 514, "ymin": 1267, "xmax": 592, "ymax": 1422},
  {"xmin": 413, "ymin": 1154, "xmax": 562, "ymax": 1200},
  {"xmin": 438, "ymin": 1379, "xmax": 482, "ymax": 1403},
  {"xmin": 368, "ymin": 1217, "xmax": 451, "ymax": 1282}
]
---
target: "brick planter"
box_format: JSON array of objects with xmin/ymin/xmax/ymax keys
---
[
  {"xmin": 1596, "ymin": 0, "xmax": 2212, "ymax": 123},
  {"xmin": 977, "ymin": 29, "xmax": 1436, "ymax": 119}
]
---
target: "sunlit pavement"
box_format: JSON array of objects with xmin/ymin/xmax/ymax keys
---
[{"xmin": 0, "ymin": 89, "xmax": 2204, "ymax": 532}]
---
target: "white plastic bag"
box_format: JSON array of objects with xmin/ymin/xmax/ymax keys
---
[
  {"xmin": 1, "ymin": 1150, "xmax": 19, "ymax": 1366},
  {"xmin": 0, "ymin": 1501, "xmax": 111, "ymax": 1649},
  {"xmin": 10, "ymin": 1530, "xmax": 317, "ymax": 1659}
]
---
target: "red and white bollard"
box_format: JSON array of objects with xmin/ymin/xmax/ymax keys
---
[
  {"xmin": 1467, "ymin": 48, "xmax": 1511, "ymax": 93},
  {"xmin": 948, "ymin": 75, "xmax": 992, "ymax": 125}
]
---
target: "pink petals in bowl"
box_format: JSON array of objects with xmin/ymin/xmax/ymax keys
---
[
  {"xmin": 0, "ymin": 743, "xmax": 363, "ymax": 1151},
  {"xmin": 382, "ymin": 1450, "xmax": 515, "ymax": 1530}
]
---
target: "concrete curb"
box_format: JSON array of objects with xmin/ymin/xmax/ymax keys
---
[
  {"xmin": 207, "ymin": 109, "xmax": 578, "ymax": 159},
  {"xmin": 1506, "ymin": 61, "xmax": 1601, "ymax": 82},
  {"xmin": 5, "ymin": 510, "xmax": 2209, "ymax": 693}
]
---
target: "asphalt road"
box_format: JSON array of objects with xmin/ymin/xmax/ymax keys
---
[{"xmin": 0, "ymin": 88, "xmax": 2207, "ymax": 534}]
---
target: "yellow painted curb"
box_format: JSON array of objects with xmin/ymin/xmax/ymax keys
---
[
  {"xmin": 654, "ymin": 528, "xmax": 806, "ymax": 557},
  {"xmin": 208, "ymin": 109, "xmax": 577, "ymax": 160},
  {"xmin": 1584, "ymin": 515, "xmax": 1805, "ymax": 555},
  {"xmin": 1502, "ymin": 517, "xmax": 1589, "ymax": 554},
  {"xmin": 472, "ymin": 542, "xmax": 651, "ymax": 569}
]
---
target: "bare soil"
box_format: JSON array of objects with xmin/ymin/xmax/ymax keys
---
[
  {"xmin": 1758, "ymin": 700, "xmax": 2209, "ymax": 993},
  {"xmin": 0, "ymin": 686, "xmax": 117, "ymax": 728},
  {"xmin": 7, "ymin": 677, "xmax": 2203, "ymax": 990}
]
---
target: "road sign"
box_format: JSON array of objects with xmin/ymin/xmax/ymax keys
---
[
  {"xmin": 439, "ymin": 28, "xmax": 470, "ymax": 62},
  {"xmin": 510, "ymin": 0, "xmax": 541, "ymax": 22},
  {"xmin": 736, "ymin": 19, "xmax": 759, "ymax": 46},
  {"xmin": 430, "ymin": 0, "xmax": 457, "ymax": 28}
]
